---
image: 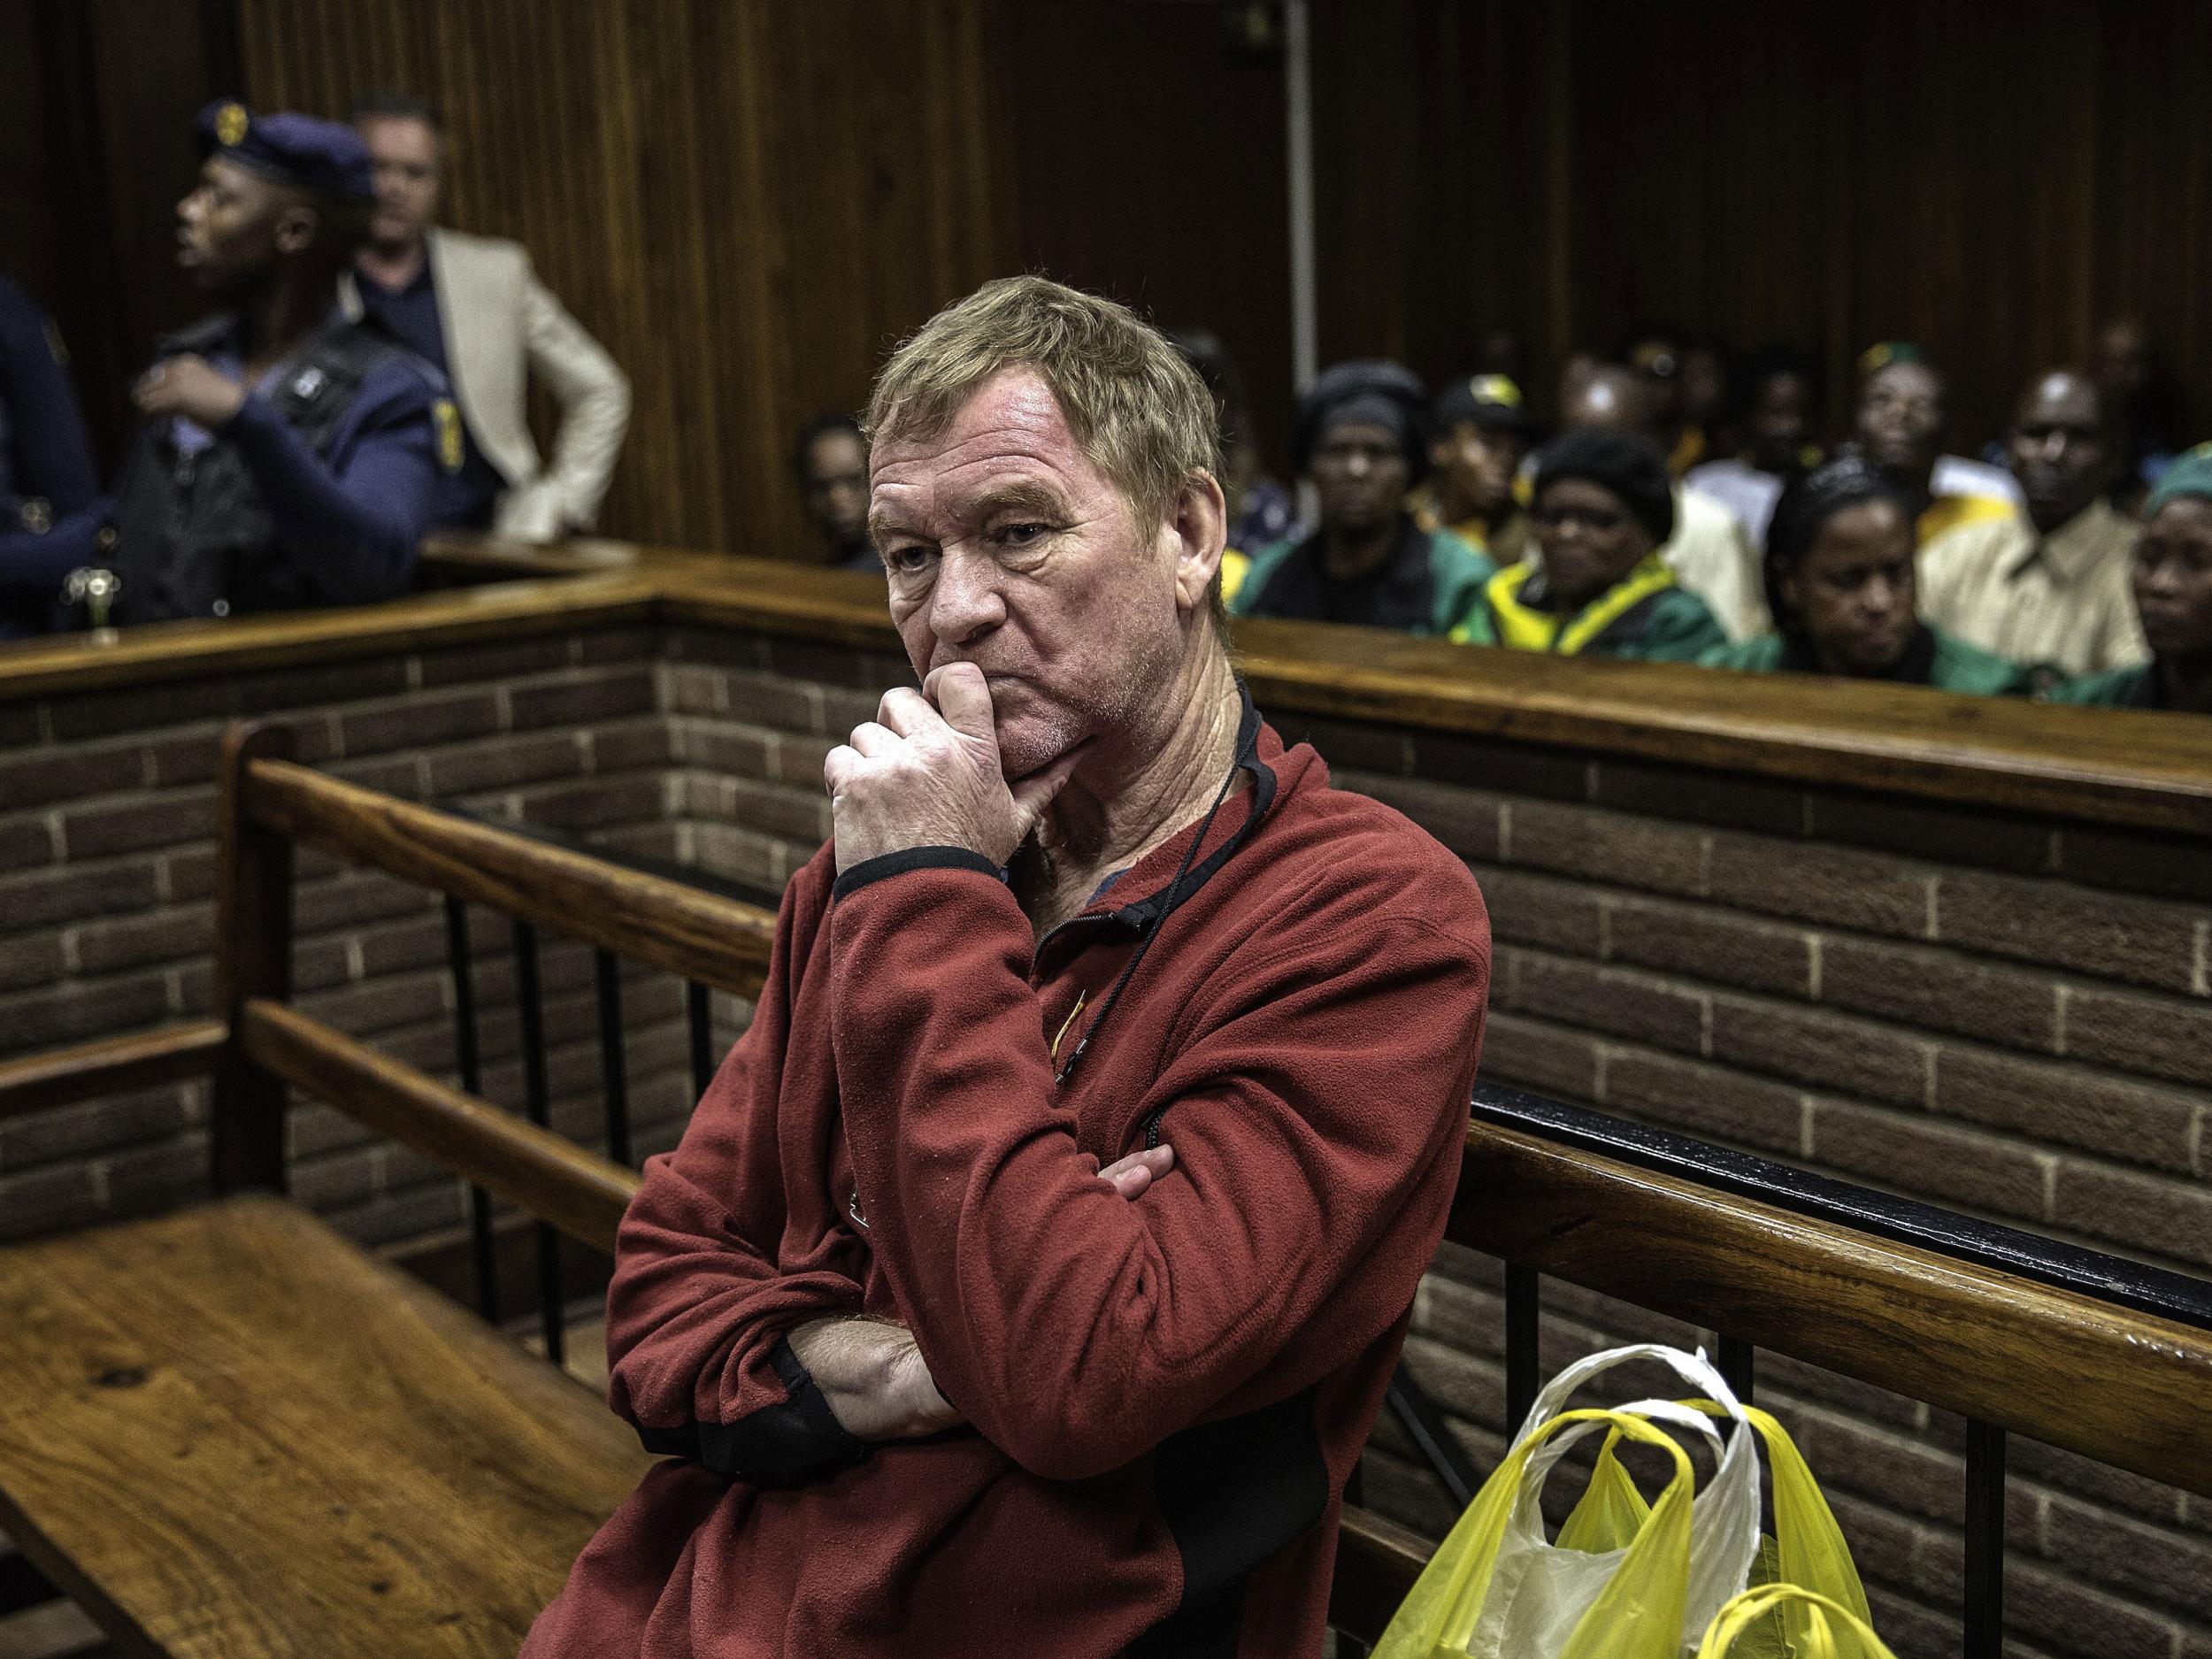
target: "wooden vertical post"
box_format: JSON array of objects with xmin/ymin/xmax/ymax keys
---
[{"xmin": 211, "ymin": 721, "xmax": 294, "ymax": 1194}]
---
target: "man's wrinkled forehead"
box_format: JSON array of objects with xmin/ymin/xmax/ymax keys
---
[{"xmin": 868, "ymin": 365, "xmax": 1114, "ymax": 534}]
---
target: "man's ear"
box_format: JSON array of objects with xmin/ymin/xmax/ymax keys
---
[
  {"xmin": 1167, "ymin": 472, "xmax": 1228, "ymax": 617},
  {"xmin": 273, "ymin": 204, "xmax": 320, "ymax": 256}
]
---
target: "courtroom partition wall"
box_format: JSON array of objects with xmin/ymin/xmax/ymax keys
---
[{"xmin": 1, "ymin": 552, "xmax": 2208, "ymax": 1656}]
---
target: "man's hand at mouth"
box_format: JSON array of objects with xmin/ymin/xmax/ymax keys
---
[{"xmin": 824, "ymin": 662, "xmax": 1085, "ymax": 873}]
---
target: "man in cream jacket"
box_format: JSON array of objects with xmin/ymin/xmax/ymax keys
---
[{"xmin": 351, "ymin": 92, "xmax": 628, "ymax": 543}]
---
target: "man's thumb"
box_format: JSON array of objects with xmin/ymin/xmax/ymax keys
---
[{"xmin": 923, "ymin": 662, "xmax": 995, "ymax": 738}]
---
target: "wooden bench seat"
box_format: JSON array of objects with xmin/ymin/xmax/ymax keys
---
[{"xmin": 0, "ymin": 1195, "xmax": 650, "ymax": 1658}]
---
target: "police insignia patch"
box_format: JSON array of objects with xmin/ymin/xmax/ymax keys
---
[
  {"xmin": 215, "ymin": 102, "xmax": 250, "ymax": 147},
  {"xmin": 434, "ymin": 400, "xmax": 465, "ymax": 473}
]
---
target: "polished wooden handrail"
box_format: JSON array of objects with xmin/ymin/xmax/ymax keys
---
[
  {"xmin": 239, "ymin": 999, "xmax": 639, "ymax": 1253},
  {"xmin": 3, "ymin": 538, "xmax": 2208, "ymax": 834},
  {"xmin": 0, "ymin": 1021, "xmax": 228, "ymax": 1124},
  {"xmin": 242, "ymin": 756, "xmax": 779, "ymax": 1000},
  {"xmin": 1455, "ymin": 1119, "xmax": 2212, "ymax": 1502}
]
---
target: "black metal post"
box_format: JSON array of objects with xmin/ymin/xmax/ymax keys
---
[
  {"xmin": 687, "ymin": 979, "xmax": 716, "ymax": 1096},
  {"xmin": 446, "ymin": 896, "xmax": 499, "ymax": 1323},
  {"xmin": 1504, "ymin": 1263, "xmax": 1541, "ymax": 1433},
  {"xmin": 1386, "ymin": 1363, "xmax": 1480, "ymax": 1510},
  {"xmin": 513, "ymin": 919, "xmax": 563, "ymax": 1368},
  {"xmin": 1717, "ymin": 1333, "xmax": 1755, "ymax": 1405},
  {"xmin": 1963, "ymin": 1418, "xmax": 2006, "ymax": 1659},
  {"xmin": 595, "ymin": 949, "xmax": 632, "ymax": 1167}
]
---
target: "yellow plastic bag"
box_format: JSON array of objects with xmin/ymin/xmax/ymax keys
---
[
  {"xmin": 1697, "ymin": 1586, "xmax": 1899, "ymax": 1659},
  {"xmin": 1372, "ymin": 1408, "xmax": 1700, "ymax": 1659},
  {"xmin": 1571, "ymin": 1399, "xmax": 1874, "ymax": 1651}
]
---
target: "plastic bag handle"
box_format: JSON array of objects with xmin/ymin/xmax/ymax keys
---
[
  {"xmin": 1696, "ymin": 1586, "xmax": 1899, "ymax": 1659},
  {"xmin": 1678, "ymin": 1400, "xmax": 1872, "ymax": 1625},
  {"xmin": 1513, "ymin": 1342, "xmax": 1745, "ymax": 1449}
]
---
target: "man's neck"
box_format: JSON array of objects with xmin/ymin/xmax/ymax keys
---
[
  {"xmin": 357, "ymin": 234, "xmax": 428, "ymax": 293},
  {"xmin": 2028, "ymin": 496, "xmax": 2101, "ymax": 541},
  {"xmin": 2159, "ymin": 651, "xmax": 2212, "ymax": 714},
  {"xmin": 1320, "ymin": 515, "xmax": 1401, "ymax": 581},
  {"xmin": 1438, "ymin": 487, "xmax": 1498, "ymax": 534},
  {"xmin": 1902, "ymin": 465, "xmax": 1935, "ymax": 521},
  {"xmin": 1018, "ymin": 644, "xmax": 1246, "ymax": 933},
  {"xmin": 239, "ymin": 266, "xmax": 341, "ymax": 380}
]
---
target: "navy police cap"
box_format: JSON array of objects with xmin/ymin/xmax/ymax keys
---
[{"xmin": 196, "ymin": 101, "xmax": 375, "ymax": 205}]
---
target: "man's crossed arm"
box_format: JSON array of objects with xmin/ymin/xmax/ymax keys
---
[{"xmin": 787, "ymin": 1146, "xmax": 1175, "ymax": 1442}]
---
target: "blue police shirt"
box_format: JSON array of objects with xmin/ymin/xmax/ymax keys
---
[
  {"xmin": 0, "ymin": 308, "xmax": 443, "ymax": 634},
  {"xmin": 357, "ymin": 265, "xmax": 506, "ymax": 529},
  {"xmin": 0, "ymin": 275, "xmax": 101, "ymax": 524}
]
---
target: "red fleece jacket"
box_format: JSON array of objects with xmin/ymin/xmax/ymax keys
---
[{"xmin": 521, "ymin": 711, "xmax": 1490, "ymax": 1658}]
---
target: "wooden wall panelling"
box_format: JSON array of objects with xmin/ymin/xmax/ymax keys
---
[
  {"xmin": 1302, "ymin": 0, "xmax": 2212, "ymax": 455},
  {"xmin": 1008, "ymin": 1, "xmax": 1297, "ymax": 475},
  {"xmin": 1308, "ymin": 0, "xmax": 1573, "ymax": 420},
  {"xmin": 234, "ymin": 0, "xmax": 1018, "ymax": 558},
  {"xmin": 0, "ymin": 0, "xmax": 223, "ymax": 471}
]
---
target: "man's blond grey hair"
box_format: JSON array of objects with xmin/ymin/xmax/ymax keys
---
[{"xmin": 865, "ymin": 275, "xmax": 1228, "ymax": 623}]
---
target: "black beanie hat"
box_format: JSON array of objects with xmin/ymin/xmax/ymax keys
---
[
  {"xmin": 1294, "ymin": 360, "xmax": 1431, "ymax": 484},
  {"xmin": 1532, "ymin": 428, "xmax": 1676, "ymax": 544},
  {"xmin": 1763, "ymin": 454, "xmax": 1913, "ymax": 644}
]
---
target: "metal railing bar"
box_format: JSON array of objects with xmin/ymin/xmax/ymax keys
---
[
  {"xmin": 1717, "ymin": 1333, "xmax": 1755, "ymax": 1405},
  {"xmin": 687, "ymin": 980, "xmax": 716, "ymax": 1098},
  {"xmin": 1385, "ymin": 1364, "xmax": 1480, "ymax": 1511},
  {"xmin": 1503, "ymin": 1263, "xmax": 1540, "ymax": 1432},
  {"xmin": 445, "ymin": 895, "xmax": 500, "ymax": 1324},
  {"xmin": 1476, "ymin": 1085, "xmax": 2212, "ymax": 1333},
  {"xmin": 512, "ymin": 919, "xmax": 564, "ymax": 1369},
  {"xmin": 595, "ymin": 948, "xmax": 632, "ymax": 1168},
  {"xmin": 0, "ymin": 1549, "xmax": 60, "ymax": 1617},
  {"xmin": 1963, "ymin": 1418, "xmax": 2006, "ymax": 1658}
]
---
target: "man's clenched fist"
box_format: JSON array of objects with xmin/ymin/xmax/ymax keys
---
[{"xmin": 824, "ymin": 663, "xmax": 1083, "ymax": 873}]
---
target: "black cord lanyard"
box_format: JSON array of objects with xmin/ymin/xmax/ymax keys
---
[{"xmin": 1052, "ymin": 719, "xmax": 1259, "ymax": 1089}]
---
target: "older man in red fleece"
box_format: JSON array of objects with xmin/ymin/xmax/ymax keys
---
[{"xmin": 521, "ymin": 276, "xmax": 1490, "ymax": 1658}]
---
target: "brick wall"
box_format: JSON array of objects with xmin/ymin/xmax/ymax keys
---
[
  {"xmin": 5, "ymin": 616, "xmax": 2209, "ymax": 1656},
  {"xmin": 0, "ymin": 626, "xmax": 710, "ymax": 1263}
]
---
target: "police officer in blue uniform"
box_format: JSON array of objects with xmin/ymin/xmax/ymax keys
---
[
  {"xmin": 0, "ymin": 273, "xmax": 101, "ymax": 540},
  {"xmin": 0, "ymin": 103, "xmax": 457, "ymax": 636}
]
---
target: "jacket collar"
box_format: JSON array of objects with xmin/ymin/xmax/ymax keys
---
[
  {"xmin": 1041, "ymin": 681, "xmax": 1289, "ymax": 945},
  {"xmin": 2003, "ymin": 497, "xmax": 2131, "ymax": 588}
]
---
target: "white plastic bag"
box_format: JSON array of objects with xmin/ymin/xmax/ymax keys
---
[{"xmin": 1463, "ymin": 1343, "xmax": 1763, "ymax": 1659}]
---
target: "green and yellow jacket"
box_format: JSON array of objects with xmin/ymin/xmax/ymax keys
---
[
  {"xmin": 1698, "ymin": 625, "xmax": 2033, "ymax": 695},
  {"xmin": 1449, "ymin": 551, "xmax": 1727, "ymax": 663},
  {"xmin": 1231, "ymin": 518, "xmax": 1491, "ymax": 637}
]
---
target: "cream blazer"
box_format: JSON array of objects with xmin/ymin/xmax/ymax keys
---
[{"xmin": 348, "ymin": 228, "xmax": 630, "ymax": 541}]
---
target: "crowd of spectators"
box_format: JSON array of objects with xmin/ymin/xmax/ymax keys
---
[
  {"xmin": 800, "ymin": 322, "xmax": 2208, "ymax": 713},
  {"xmin": 1187, "ymin": 327, "xmax": 2205, "ymax": 712}
]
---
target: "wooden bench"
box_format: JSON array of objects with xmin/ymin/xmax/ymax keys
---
[
  {"xmin": 0, "ymin": 725, "xmax": 769, "ymax": 1657},
  {"xmin": 3, "ymin": 726, "xmax": 2210, "ymax": 1656}
]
